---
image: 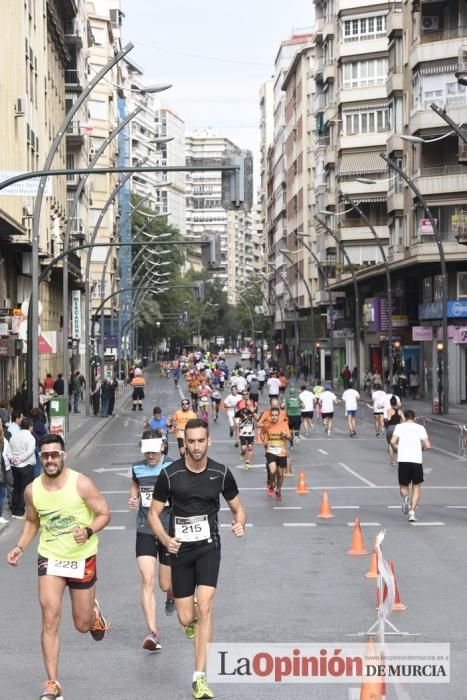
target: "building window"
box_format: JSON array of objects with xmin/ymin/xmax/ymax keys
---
[
  {"xmin": 344, "ymin": 108, "xmax": 389, "ymax": 134},
  {"xmin": 458, "ymin": 272, "xmax": 467, "ymax": 299},
  {"xmin": 342, "ymin": 14, "xmax": 387, "ymax": 42},
  {"xmin": 342, "ymin": 58, "xmax": 388, "ymax": 88}
]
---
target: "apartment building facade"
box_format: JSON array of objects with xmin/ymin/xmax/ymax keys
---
[{"xmin": 309, "ymin": 0, "xmax": 467, "ymax": 401}]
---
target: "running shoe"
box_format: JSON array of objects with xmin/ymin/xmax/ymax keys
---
[
  {"xmin": 40, "ymin": 680, "xmax": 63, "ymax": 699},
  {"xmin": 275, "ymin": 488, "xmax": 282, "ymax": 501},
  {"xmin": 90, "ymin": 599, "xmax": 110, "ymax": 641},
  {"xmin": 402, "ymin": 495, "xmax": 410, "ymax": 515},
  {"xmin": 267, "ymin": 483, "xmax": 274, "ymax": 497},
  {"xmin": 408, "ymin": 510, "xmax": 417, "ymax": 523},
  {"xmin": 192, "ymin": 675, "xmax": 214, "ymax": 699},
  {"xmin": 376, "ymin": 432, "xmax": 380, "ymax": 437},
  {"xmin": 234, "ymin": 442, "xmax": 239, "ymax": 448},
  {"xmin": 143, "ymin": 631, "xmax": 161, "ymax": 651},
  {"xmin": 327, "ymin": 430, "xmax": 331, "ymax": 437},
  {"xmin": 184, "ymin": 618, "xmax": 198, "ymax": 639},
  {"xmin": 165, "ymin": 596, "xmax": 175, "ymax": 616},
  {"xmin": 244, "ymin": 461, "xmax": 251, "ymax": 469},
  {"xmin": 229, "ymin": 427, "xmax": 233, "ymax": 437}
]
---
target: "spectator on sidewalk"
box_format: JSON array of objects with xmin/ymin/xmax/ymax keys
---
[
  {"xmin": 71, "ymin": 370, "xmax": 82, "ymax": 413},
  {"xmin": 0, "ymin": 411, "xmax": 13, "ymax": 520},
  {"xmin": 10, "ymin": 387, "xmax": 26, "ymax": 415},
  {"xmin": 8, "ymin": 410, "xmax": 23, "ymax": 437},
  {"xmin": 100, "ymin": 378, "xmax": 113, "ymax": 417},
  {"xmin": 9, "ymin": 417, "xmax": 36, "ymax": 518},
  {"xmin": 53, "ymin": 373, "xmax": 65, "ymax": 395},
  {"xmin": 341, "ymin": 365, "xmax": 351, "ymax": 389},
  {"xmin": 43, "ymin": 373, "xmax": 55, "ymax": 392},
  {"xmin": 108, "ymin": 378, "xmax": 118, "ymax": 416},
  {"xmin": 90, "ymin": 376, "xmax": 101, "ymax": 416}
]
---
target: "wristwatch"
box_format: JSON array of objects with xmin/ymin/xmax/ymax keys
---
[{"xmin": 85, "ymin": 527, "xmax": 94, "ymax": 540}]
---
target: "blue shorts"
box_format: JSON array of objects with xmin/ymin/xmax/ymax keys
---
[{"xmin": 346, "ymin": 410, "xmax": 357, "ymax": 416}]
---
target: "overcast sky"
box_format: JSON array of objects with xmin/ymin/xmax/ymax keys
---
[{"xmin": 121, "ymin": 0, "xmax": 314, "ymax": 159}]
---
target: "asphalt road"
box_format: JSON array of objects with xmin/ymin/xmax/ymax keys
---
[{"xmin": 1, "ymin": 365, "xmax": 465, "ymax": 699}]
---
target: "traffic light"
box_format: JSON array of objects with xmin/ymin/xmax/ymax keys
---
[
  {"xmin": 192, "ymin": 280, "xmax": 205, "ymax": 301},
  {"xmin": 221, "ymin": 149, "xmax": 253, "ymax": 210}
]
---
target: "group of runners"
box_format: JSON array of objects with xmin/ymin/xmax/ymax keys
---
[{"xmin": 5, "ymin": 352, "xmax": 432, "ymax": 699}]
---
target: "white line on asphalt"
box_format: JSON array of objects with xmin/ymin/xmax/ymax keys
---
[
  {"xmin": 431, "ymin": 445, "xmax": 467, "ymax": 461},
  {"xmin": 332, "ymin": 505, "xmax": 360, "ymax": 509},
  {"xmin": 102, "ymin": 490, "xmax": 130, "ymax": 494},
  {"xmin": 111, "ymin": 509, "xmax": 129, "ymax": 513},
  {"xmin": 124, "ymin": 421, "xmax": 128, "ymax": 428},
  {"xmin": 338, "ymin": 462, "xmax": 377, "ymax": 488},
  {"xmin": 424, "ymin": 468, "xmax": 433, "ymax": 474},
  {"xmin": 446, "ymin": 505, "xmax": 467, "ymax": 508},
  {"xmin": 317, "ymin": 449, "xmax": 328, "ymax": 455},
  {"xmin": 220, "ymin": 523, "xmax": 253, "ymax": 527},
  {"xmin": 347, "ymin": 522, "xmax": 381, "ymax": 526},
  {"xmin": 410, "ymin": 522, "xmax": 445, "ymax": 526},
  {"xmin": 283, "ymin": 523, "xmax": 317, "ymax": 527},
  {"xmin": 387, "ymin": 505, "xmax": 402, "ymax": 509},
  {"xmin": 273, "ymin": 506, "xmax": 303, "ymax": 510},
  {"xmin": 105, "ymin": 526, "xmax": 126, "ymax": 530}
]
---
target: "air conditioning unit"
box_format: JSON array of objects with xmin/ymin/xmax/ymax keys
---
[
  {"xmin": 422, "ymin": 16, "xmax": 440, "ymax": 31},
  {"xmin": 22, "ymin": 204, "xmax": 33, "ymax": 217},
  {"xmin": 15, "ymin": 98, "xmax": 25, "ymax": 117}
]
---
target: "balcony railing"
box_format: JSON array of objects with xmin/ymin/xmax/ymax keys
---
[
  {"xmin": 416, "ymin": 164, "xmax": 465, "ymax": 178},
  {"xmin": 65, "ymin": 69, "xmax": 81, "ymax": 86},
  {"xmin": 420, "ymin": 25, "xmax": 467, "ymax": 44}
]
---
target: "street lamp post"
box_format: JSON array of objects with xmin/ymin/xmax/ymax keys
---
[
  {"xmin": 259, "ymin": 271, "xmax": 286, "ymax": 365},
  {"xmin": 312, "ymin": 217, "xmax": 361, "ymax": 379},
  {"xmin": 29, "ymin": 42, "xmax": 135, "ymax": 410},
  {"xmin": 380, "ymin": 153, "xmax": 449, "ymax": 414},
  {"xmin": 329, "ymin": 196, "xmax": 394, "ymax": 390},
  {"xmin": 279, "ymin": 248, "xmax": 315, "ymax": 373}
]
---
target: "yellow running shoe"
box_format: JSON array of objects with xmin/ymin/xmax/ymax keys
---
[
  {"xmin": 192, "ymin": 675, "xmax": 214, "ymax": 699},
  {"xmin": 184, "ymin": 618, "xmax": 198, "ymax": 639}
]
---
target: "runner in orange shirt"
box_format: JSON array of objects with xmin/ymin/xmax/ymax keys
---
[
  {"xmin": 171, "ymin": 399, "xmax": 197, "ymax": 457},
  {"xmin": 260, "ymin": 407, "xmax": 291, "ymax": 501},
  {"xmin": 257, "ymin": 397, "xmax": 287, "ymax": 495},
  {"xmin": 131, "ymin": 368, "xmax": 146, "ymax": 411}
]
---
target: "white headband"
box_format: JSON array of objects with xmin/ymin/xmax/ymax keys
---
[{"xmin": 141, "ymin": 438, "xmax": 163, "ymax": 455}]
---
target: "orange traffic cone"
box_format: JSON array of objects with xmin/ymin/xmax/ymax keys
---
[
  {"xmin": 296, "ymin": 469, "xmax": 309, "ymax": 494},
  {"xmin": 316, "ymin": 489, "xmax": 335, "ymax": 518},
  {"xmin": 347, "ymin": 518, "xmax": 368, "ymax": 555},
  {"xmin": 359, "ymin": 637, "xmax": 384, "ymax": 700},
  {"xmin": 364, "ymin": 540, "xmax": 378, "ymax": 578},
  {"xmin": 389, "ymin": 560, "xmax": 407, "ymax": 611}
]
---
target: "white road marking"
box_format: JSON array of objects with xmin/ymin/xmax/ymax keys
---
[
  {"xmin": 273, "ymin": 506, "xmax": 303, "ymax": 510},
  {"xmin": 105, "ymin": 526, "xmax": 126, "ymax": 530},
  {"xmin": 446, "ymin": 505, "xmax": 467, "ymax": 509},
  {"xmin": 317, "ymin": 449, "xmax": 328, "ymax": 455},
  {"xmin": 387, "ymin": 505, "xmax": 403, "ymax": 509},
  {"xmin": 283, "ymin": 522, "xmax": 317, "ymax": 527},
  {"xmin": 347, "ymin": 522, "xmax": 381, "ymax": 526},
  {"xmin": 424, "ymin": 468, "xmax": 433, "ymax": 474},
  {"xmin": 431, "ymin": 445, "xmax": 467, "ymax": 461},
  {"xmin": 234, "ymin": 464, "xmax": 265, "ymax": 469},
  {"xmin": 338, "ymin": 462, "xmax": 377, "ymax": 488},
  {"xmin": 332, "ymin": 505, "xmax": 360, "ymax": 509},
  {"xmin": 123, "ymin": 421, "xmax": 128, "ymax": 428},
  {"xmin": 94, "ymin": 466, "xmax": 132, "ymax": 473},
  {"xmin": 220, "ymin": 523, "xmax": 253, "ymax": 527},
  {"xmin": 233, "ymin": 485, "xmax": 467, "ymax": 491},
  {"xmin": 102, "ymin": 490, "xmax": 131, "ymax": 494},
  {"xmin": 411, "ymin": 522, "xmax": 445, "ymax": 526},
  {"xmin": 111, "ymin": 509, "xmax": 130, "ymax": 513}
]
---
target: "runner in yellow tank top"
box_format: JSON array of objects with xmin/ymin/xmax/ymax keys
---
[{"xmin": 6, "ymin": 434, "xmax": 111, "ymax": 700}]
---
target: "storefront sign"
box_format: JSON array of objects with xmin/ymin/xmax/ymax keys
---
[
  {"xmin": 412, "ymin": 326, "xmax": 433, "ymax": 341},
  {"xmin": 418, "ymin": 300, "xmax": 467, "ymax": 320},
  {"xmin": 448, "ymin": 301, "xmax": 467, "ymax": 318},
  {"xmin": 71, "ymin": 291, "xmax": 81, "ymax": 339},
  {"xmin": 451, "ymin": 327, "xmax": 467, "ymax": 343},
  {"xmin": 392, "ymin": 315, "xmax": 409, "ymax": 327},
  {"xmin": 418, "ymin": 218, "xmax": 437, "ymax": 235},
  {"xmin": 364, "ymin": 297, "xmax": 401, "ymax": 332},
  {"xmin": 0, "ymin": 172, "xmax": 52, "ymax": 196}
]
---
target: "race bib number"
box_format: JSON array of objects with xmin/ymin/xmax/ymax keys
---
[
  {"xmin": 268, "ymin": 445, "xmax": 282, "ymax": 455},
  {"xmin": 174, "ymin": 514, "xmax": 210, "ymax": 542},
  {"xmin": 140, "ymin": 486, "xmax": 153, "ymax": 508},
  {"xmin": 47, "ymin": 558, "xmax": 85, "ymax": 579}
]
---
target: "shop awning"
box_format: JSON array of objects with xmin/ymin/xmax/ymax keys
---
[{"xmin": 339, "ymin": 151, "xmax": 387, "ymax": 175}]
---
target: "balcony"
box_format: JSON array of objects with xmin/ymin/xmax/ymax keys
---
[
  {"xmin": 386, "ymin": 67, "xmax": 403, "ymax": 95},
  {"xmin": 323, "ymin": 62, "xmax": 336, "ymax": 83},
  {"xmin": 65, "ymin": 69, "xmax": 83, "ymax": 91},
  {"xmin": 65, "ymin": 119, "xmax": 85, "ymax": 148},
  {"xmin": 64, "ymin": 20, "xmax": 83, "ymax": 48},
  {"xmin": 314, "ymin": 57, "xmax": 324, "ymax": 80},
  {"xmin": 410, "ymin": 99, "xmax": 467, "ymax": 132},
  {"xmin": 387, "ymin": 191, "xmax": 404, "ymax": 213},
  {"xmin": 339, "ymin": 37, "xmax": 388, "ymax": 59},
  {"xmin": 413, "ymin": 163, "xmax": 467, "ymax": 196},
  {"xmin": 339, "ymin": 224, "xmax": 388, "ymax": 243},
  {"xmin": 410, "ymin": 29, "xmax": 467, "ymax": 68},
  {"xmin": 67, "ymin": 217, "xmax": 85, "ymax": 240},
  {"xmin": 324, "ymin": 145, "xmax": 336, "ymax": 167},
  {"xmin": 314, "ymin": 93, "xmax": 326, "ymax": 112},
  {"xmin": 387, "ymin": 10, "xmax": 403, "ymax": 37},
  {"xmin": 66, "ymin": 173, "xmax": 82, "ymax": 189}
]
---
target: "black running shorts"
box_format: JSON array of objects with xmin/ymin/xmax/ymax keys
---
[
  {"xmin": 38, "ymin": 554, "xmax": 97, "ymax": 590},
  {"xmin": 301, "ymin": 411, "xmax": 313, "ymax": 419},
  {"xmin": 265, "ymin": 452, "xmax": 287, "ymax": 469},
  {"xmin": 177, "ymin": 437, "xmax": 185, "ymax": 449},
  {"xmin": 136, "ymin": 531, "xmax": 169, "ymax": 562},
  {"xmin": 240, "ymin": 435, "xmax": 254, "ymax": 446},
  {"xmin": 170, "ymin": 544, "xmax": 221, "ymax": 598},
  {"xmin": 288, "ymin": 415, "xmax": 301, "ymax": 430},
  {"xmin": 398, "ymin": 461, "xmax": 424, "ymax": 486},
  {"xmin": 132, "ymin": 387, "xmax": 144, "ymax": 400}
]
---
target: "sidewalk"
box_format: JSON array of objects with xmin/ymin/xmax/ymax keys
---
[
  {"xmin": 65, "ymin": 384, "xmax": 132, "ymax": 460},
  {"xmin": 355, "ymin": 393, "xmax": 466, "ymax": 428}
]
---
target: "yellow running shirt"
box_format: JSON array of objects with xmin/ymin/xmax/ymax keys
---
[{"xmin": 32, "ymin": 469, "xmax": 98, "ymax": 561}]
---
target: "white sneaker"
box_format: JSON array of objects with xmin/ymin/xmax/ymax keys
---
[
  {"xmin": 408, "ymin": 510, "xmax": 417, "ymax": 522},
  {"xmin": 327, "ymin": 430, "xmax": 331, "ymax": 436},
  {"xmin": 0, "ymin": 516, "xmax": 9, "ymax": 524},
  {"xmin": 401, "ymin": 496, "xmax": 410, "ymax": 515}
]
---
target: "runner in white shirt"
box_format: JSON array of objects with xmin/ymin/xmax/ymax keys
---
[
  {"xmin": 371, "ymin": 385, "xmax": 387, "ymax": 437},
  {"xmin": 319, "ymin": 385, "xmax": 338, "ymax": 436},
  {"xmin": 257, "ymin": 368, "xmax": 266, "ymax": 394},
  {"xmin": 222, "ymin": 386, "xmax": 242, "ymax": 445},
  {"xmin": 341, "ymin": 382, "xmax": 360, "ymax": 437},
  {"xmin": 299, "ymin": 385, "xmax": 315, "ymax": 434},
  {"xmin": 267, "ymin": 374, "xmax": 281, "ymax": 399},
  {"xmin": 232, "ymin": 375, "xmax": 247, "ymax": 393},
  {"xmin": 391, "ymin": 410, "xmax": 431, "ymax": 522}
]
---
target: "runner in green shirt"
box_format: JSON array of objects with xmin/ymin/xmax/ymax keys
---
[{"xmin": 285, "ymin": 387, "xmax": 304, "ymax": 449}]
